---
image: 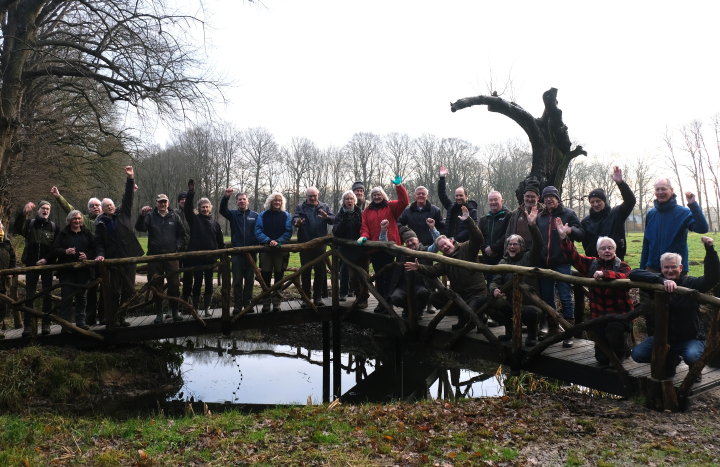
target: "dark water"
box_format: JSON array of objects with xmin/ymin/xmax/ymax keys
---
[{"xmin": 167, "ymin": 334, "xmax": 504, "ymax": 406}]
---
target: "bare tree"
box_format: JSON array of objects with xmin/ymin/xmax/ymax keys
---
[
  {"xmin": 345, "ymin": 132, "xmax": 384, "ymax": 189},
  {"xmin": 384, "ymin": 133, "xmax": 415, "ymax": 184},
  {"xmin": 284, "ymin": 137, "xmax": 315, "ymax": 210},
  {"xmin": 661, "ymin": 127, "xmax": 686, "ymax": 207},
  {"xmin": 240, "ymin": 127, "xmax": 277, "ymax": 211}
]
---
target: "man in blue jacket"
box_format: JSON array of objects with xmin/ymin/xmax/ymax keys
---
[
  {"xmin": 293, "ymin": 187, "xmax": 335, "ymax": 306},
  {"xmin": 220, "ymin": 188, "xmax": 259, "ymax": 313},
  {"xmin": 255, "ymin": 193, "xmax": 293, "ymax": 312},
  {"xmin": 640, "ymin": 178, "xmax": 708, "ymax": 274}
]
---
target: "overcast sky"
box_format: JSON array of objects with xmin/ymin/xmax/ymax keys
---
[{"xmin": 158, "ymin": 0, "xmax": 720, "ymax": 164}]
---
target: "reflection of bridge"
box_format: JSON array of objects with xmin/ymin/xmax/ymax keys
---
[{"xmin": 1, "ymin": 236, "xmax": 720, "ymax": 412}]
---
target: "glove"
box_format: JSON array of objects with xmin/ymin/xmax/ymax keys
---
[
  {"xmin": 357, "ymin": 237, "xmax": 367, "ymax": 245},
  {"xmin": 391, "ymin": 175, "xmax": 402, "ymax": 185},
  {"xmin": 276, "ymin": 243, "xmax": 282, "ymax": 249}
]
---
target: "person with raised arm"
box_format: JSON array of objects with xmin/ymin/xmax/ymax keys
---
[
  {"xmin": 437, "ymin": 166, "xmax": 478, "ymax": 243},
  {"xmin": 405, "ymin": 205, "xmax": 487, "ymax": 330}
]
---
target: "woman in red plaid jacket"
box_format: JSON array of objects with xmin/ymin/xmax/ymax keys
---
[{"xmin": 556, "ymin": 217, "xmax": 634, "ymax": 363}]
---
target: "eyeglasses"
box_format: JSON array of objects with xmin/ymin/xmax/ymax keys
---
[
  {"xmin": 598, "ymin": 246, "xmax": 616, "ymax": 251},
  {"xmin": 507, "ymin": 242, "xmax": 521, "ymax": 247}
]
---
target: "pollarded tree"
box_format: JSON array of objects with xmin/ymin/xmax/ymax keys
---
[
  {"xmin": 0, "ymin": 0, "xmax": 224, "ymax": 218},
  {"xmin": 451, "ymin": 88, "xmax": 587, "ymax": 204}
]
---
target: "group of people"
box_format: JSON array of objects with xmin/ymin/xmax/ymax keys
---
[{"xmin": 0, "ymin": 164, "xmax": 716, "ymax": 382}]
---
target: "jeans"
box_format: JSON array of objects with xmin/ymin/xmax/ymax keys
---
[
  {"xmin": 24, "ymin": 272, "xmax": 53, "ymax": 327},
  {"xmin": 631, "ymin": 337, "xmax": 706, "ymax": 368},
  {"xmin": 539, "ymin": 263, "xmax": 574, "ymax": 319},
  {"xmin": 190, "ymin": 259, "xmax": 216, "ymax": 297},
  {"xmin": 370, "ymin": 251, "xmax": 395, "ymax": 299},
  {"xmin": 300, "ymin": 245, "xmax": 328, "ymax": 299},
  {"xmin": 59, "ymin": 277, "xmax": 89, "ymax": 325},
  {"xmin": 232, "ymin": 253, "xmax": 257, "ymax": 306}
]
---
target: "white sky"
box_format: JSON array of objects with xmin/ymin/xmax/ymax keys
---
[{"xmin": 157, "ymin": 0, "xmax": 720, "ymax": 162}]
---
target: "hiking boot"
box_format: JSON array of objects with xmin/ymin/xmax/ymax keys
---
[
  {"xmin": 347, "ymin": 291, "xmax": 355, "ymax": 298},
  {"xmin": 487, "ymin": 319, "xmax": 500, "ymax": 328},
  {"xmin": 356, "ymin": 301, "xmax": 368, "ymax": 309},
  {"xmin": 562, "ymin": 318, "xmax": 575, "ymax": 347},
  {"xmin": 41, "ymin": 320, "xmax": 51, "ymax": 335},
  {"xmin": 273, "ymin": 304, "xmax": 281, "ymax": 312},
  {"xmin": 313, "ymin": 297, "xmax": 323, "ymax": 306},
  {"xmin": 154, "ymin": 312, "xmax": 164, "ymax": 324},
  {"xmin": 117, "ymin": 316, "xmax": 131, "ymax": 327},
  {"xmin": 374, "ymin": 305, "xmax": 386, "ymax": 314},
  {"xmin": 172, "ymin": 307, "xmax": 183, "ymax": 322},
  {"xmin": 451, "ymin": 318, "xmax": 468, "ymax": 331},
  {"xmin": 339, "ymin": 294, "xmax": 347, "ymax": 302},
  {"xmin": 525, "ymin": 321, "xmax": 538, "ymax": 347},
  {"xmin": 203, "ymin": 294, "xmax": 213, "ymax": 317},
  {"xmin": 86, "ymin": 317, "xmax": 97, "ymax": 326},
  {"xmin": 22, "ymin": 326, "xmax": 32, "ymax": 338},
  {"xmin": 261, "ymin": 303, "xmax": 271, "ymax": 313},
  {"xmin": 76, "ymin": 321, "xmax": 90, "ymax": 331}
]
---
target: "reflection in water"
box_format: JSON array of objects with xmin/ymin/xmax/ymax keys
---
[{"xmin": 169, "ymin": 335, "xmax": 502, "ymax": 405}]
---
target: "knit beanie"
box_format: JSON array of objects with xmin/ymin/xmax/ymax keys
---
[
  {"xmin": 38, "ymin": 200, "xmax": 51, "ymax": 209},
  {"xmin": 588, "ymin": 188, "xmax": 607, "ymax": 204},
  {"xmin": 352, "ymin": 181, "xmax": 365, "ymax": 192},
  {"xmin": 523, "ymin": 177, "xmax": 541, "ymax": 196},
  {"xmin": 399, "ymin": 226, "xmax": 417, "ymax": 244},
  {"xmin": 541, "ymin": 186, "xmax": 560, "ymax": 201},
  {"xmin": 177, "ymin": 192, "xmax": 187, "ymax": 203}
]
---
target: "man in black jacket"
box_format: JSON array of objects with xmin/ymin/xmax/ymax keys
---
[
  {"xmin": 15, "ymin": 199, "xmax": 58, "ymax": 336},
  {"xmin": 629, "ymin": 237, "xmax": 718, "ymax": 381},
  {"xmin": 479, "ymin": 191, "xmax": 510, "ymax": 284},
  {"xmin": 293, "ymin": 187, "xmax": 335, "ymax": 305},
  {"xmin": 136, "ymin": 194, "xmax": 186, "ymax": 323},
  {"xmin": 95, "ymin": 166, "xmax": 145, "ymax": 326},
  {"xmin": 396, "ymin": 186, "xmax": 445, "ymax": 247},
  {"xmin": 437, "ymin": 166, "xmax": 479, "ymax": 243},
  {"xmin": 581, "ymin": 166, "xmax": 636, "ymax": 259}
]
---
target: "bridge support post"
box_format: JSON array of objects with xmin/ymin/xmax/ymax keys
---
[
  {"xmin": 511, "ymin": 275, "xmax": 523, "ymax": 376},
  {"xmin": 647, "ymin": 292, "xmax": 679, "ymax": 411},
  {"xmin": 573, "ymin": 283, "xmax": 585, "ymax": 338},
  {"xmin": 333, "ymin": 310, "xmax": 341, "ymax": 400},
  {"xmin": 99, "ymin": 265, "xmax": 115, "ymax": 347},
  {"xmin": 220, "ymin": 255, "xmax": 231, "ymax": 336},
  {"xmin": 322, "ymin": 320, "xmax": 330, "ymax": 404}
]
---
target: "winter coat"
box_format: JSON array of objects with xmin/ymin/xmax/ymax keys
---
[
  {"xmin": 0, "ymin": 239, "xmax": 17, "ymax": 292},
  {"xmin": 293, "ymin": 201, "xmax": 335, "ymax": 243},
  {"xmin": 396, "ymin": 201, "xmax": 445, "ymax": 247},
  {"xmin": 14, "ymin": 213, "xmax": 58, "ymax": 265},
  {"xmin": 219, "ymin": 196, "xmax": 258, "ymax": 248},
  {"xmin": 489, "ymin": 223, "xmax": 543, "ymax": 308},
  {"xmin": 437, "ymin": 176, "xmax": 479, "ymax": 242},
  {"xmin": 255, "ymin": 209, "xmax": 293, "ymax": 245},
  {"xmin": 581, "ymin": 181, "xmax": 636, "ymax": 259},
  {"xmin": 56, "ymin": 194, "xmax": 97, "ymax": 234},
  {"xmin": 537, "ymin": 202, "xmax": 584, "ymax": 268},
  {"xmin": 479, "ymin": 205, "xmax": 511, "ymax": 265},
  {"xmin": 95, "ymin": 178, "xmax": 144, "ymax": 259},
  {"xmin": 135, "ymin": 208, "xmax": 186, "ymax": 255},
  {"xmin": 416, "ymin": 217, "xmax": 487, "ymax": 301},
  {"xmin": 332, "ymin": 205, "xmax": 365, "ymax": 261},
  {"xmin": 560, "ymin": 238, "xmax": 633, "ymax": 319},
  {"xmin": 630, "ymin": 243, "xmax": 719, "ymax": 342},
  {"xmin": 183, "ymin": 190, "xmax": 225, "ymax": 253},
  {"xmin": 640, "ymin": 194, "xmax": 709, "ymax": 273},
  {"xmin": 177, "ymin": 208, "xmax": 191, "ymax": 252},
  {"xmin": 48, "ymin": 225, "xmax": 96, "ymax": 281},
  {"xmin": 360, "ymin": 184, "xmax": 410, "ymax": 247},
  {"xmin": 504, "ymin": 202, "xmax": 546, "ymax": 252}
]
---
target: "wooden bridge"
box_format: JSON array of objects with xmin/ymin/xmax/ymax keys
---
[{"xmin": 1, "ymin": 236, "xmax": 720, "ymax": 412}]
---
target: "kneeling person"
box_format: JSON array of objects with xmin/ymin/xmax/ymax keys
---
[
  {"xmin": 487, "ymin": 206, "xmax": 543, "ymax": 347},
  {"xmin": 558, "ymin": 219, "xmax": 634, "ymax": 361},
  {"xmin": 405, "ymin": 206, "xmax": 487, "ymax": 330},
  {"xmin": 629, "ymin": 237, "xmax": 719, "ymax": 379}
]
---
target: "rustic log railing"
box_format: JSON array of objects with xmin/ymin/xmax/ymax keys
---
[{"xmin": 1, "ymin": 234, "xmax": 719, "ymax": 412}]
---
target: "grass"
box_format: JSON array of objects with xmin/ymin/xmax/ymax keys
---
[{"xmin": 0, "ymin": 393, "xmax": 718, "ymax": 466}]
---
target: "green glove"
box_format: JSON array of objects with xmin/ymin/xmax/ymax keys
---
[
  {"xmin": 391, "ymin": 175, "xmax": 402, "ymax": 185},
  {"xmin": 357, "ymin": 237, "xmax": 367, "ymax": 245}
]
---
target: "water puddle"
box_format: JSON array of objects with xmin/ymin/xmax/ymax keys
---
[{"xmin": 168, "ymin": 334, "xmax": 503, "ymax": 406}]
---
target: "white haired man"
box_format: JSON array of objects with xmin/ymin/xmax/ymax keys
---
[
  {"xmin": 255, "ymin": 193, "xmax": 293, "ymax": 312},
  {"xmin": 640, "ymin": 178, "xmax": 708, "ymax": 274},
  {"xmin": 94, "ymin": 166, "xmax": 145, "ymax": 327},
  {"xmin": 293, "ymin": 187, "xmax": 335, "ymax": 306},
  {"xmin": 630, "ymin": 238, "xmax": 719, "ymax": 381}
]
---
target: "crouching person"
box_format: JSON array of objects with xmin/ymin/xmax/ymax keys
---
[
  {"xmin": 557, "ymin": 218, "xmax": 634, "ymax": 363},
  {"xmin": 384, "ymin": 219, "xmax": 441, "ymax": 317},
  {"xmin": 405, "ymin": 206, "xmax": 487, "ymax": 330},
  {"xmin": 486, "ymin": 206, "xmax": 543, "ymax": 347},
  {"xmin": 630, "ymin": 237, "xmax": 719, "ymax": 381}
]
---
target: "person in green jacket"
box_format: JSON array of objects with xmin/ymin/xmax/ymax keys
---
[{"xmin": 50, "ymin": 186, "xmax": 102, "ymax": 234}]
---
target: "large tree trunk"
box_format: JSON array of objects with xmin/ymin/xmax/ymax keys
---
[{"xmin": 451, "ymin": 88, "xmax": 587, "ymax": 204}]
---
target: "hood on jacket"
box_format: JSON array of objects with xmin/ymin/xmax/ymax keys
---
[
  {"xmin": 589, "ymin": 204, "xmax": 611, "ymax": 220},
  {"xmin": 368, "ymin": 199, "xmax": 389, "ymax": 210}
]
